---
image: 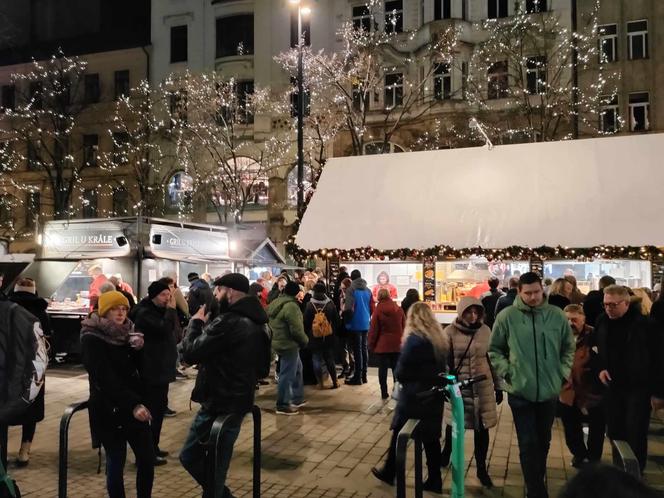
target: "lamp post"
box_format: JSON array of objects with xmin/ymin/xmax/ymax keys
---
[{"xmin": 290, "ymin": 0, "xmax": 310, "ymax": 217}]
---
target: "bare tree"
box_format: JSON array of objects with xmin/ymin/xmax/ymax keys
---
[
  {"xmin": 465, "ymin": 1, "xmax": 619, "ymax": 142},
  {"xmin": 0, "ymin": 51, "xmax": 95, "ymax": 220}
]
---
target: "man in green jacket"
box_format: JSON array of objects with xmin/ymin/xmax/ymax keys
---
[
  {"xmin": 268, "ymin": 281, "xmax": 309, "ymax": 415},
  {"xmin": 489, "ymin": 272, "xmax": 574, "ymax": 498}
]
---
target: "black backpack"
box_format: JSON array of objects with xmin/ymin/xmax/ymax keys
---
[
  {"xmin": 0, "ymin": 300, "xmax": 48, "ymax": 424},
  {"xmin": 256, "ymin": 324, "xmax": 273, "ymax": 379}
]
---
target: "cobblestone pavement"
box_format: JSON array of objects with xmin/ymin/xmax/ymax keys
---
[{"xmin": 5, "ymin": 366, "xmax": 664, "ymax": 497}]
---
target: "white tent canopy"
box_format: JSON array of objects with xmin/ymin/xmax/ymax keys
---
[{"xmin": 296, "ymin": 133, "xmax": 664, "ymax": 251}]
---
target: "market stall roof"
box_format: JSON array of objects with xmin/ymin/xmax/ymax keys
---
[
  {"xmin": 234, "ymin": 237, "xmax": 287, "ymax": 265},
  {"xmin": 296, "ymin": 133, "xmax": 664, "ymax": 251}
]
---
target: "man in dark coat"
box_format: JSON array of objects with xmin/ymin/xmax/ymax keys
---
[
  {"xmin": 584, "ymin": 275, "xmax": 616, "ymax": 327},
  {"xmin": 179, "ymin": 273, "xmax": 270, "ymax": 498},
  {"xmin": 481, "ymin": 277, "xmax": 504, "ymax": 328},
  {"xmin": 130, "ymin": 280, "xmax": 178, "ymax": 465},
  {"xmin": 494, "ymin": 277, "xmax": 518, "ymax": 318},
  {"xmin": 596, "ymin": 285, "xmax": 664, "ymax": 473},
  {"xmin": 187, "ymin": 272, "xmax": 215, "ymax": 317}
]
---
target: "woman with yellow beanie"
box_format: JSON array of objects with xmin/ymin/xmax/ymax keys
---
[{"xmin": 80, "ymin": 291, "xmax": 153, "ymax": 498}]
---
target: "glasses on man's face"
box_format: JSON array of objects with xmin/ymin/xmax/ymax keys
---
[{"xmin": 603, "ymin": 301, "xmax": 627, "ymax": 309}]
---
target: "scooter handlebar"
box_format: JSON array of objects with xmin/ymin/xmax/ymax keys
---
[{"xmin": 415, "ymin": 374, "xmax": 488, "ymax": 400}]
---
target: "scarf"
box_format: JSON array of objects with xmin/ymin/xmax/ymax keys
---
[
  {"xmin": 81, "ymin": 313, "xmax": 133, "ymax": 346},
  {"xmin": 453, "ymin": 318, "xmax": 483, "ymax": 334}
]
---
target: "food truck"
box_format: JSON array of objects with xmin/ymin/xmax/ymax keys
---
[
  {"xmin": 294, "ymin": 133, "xmax": 664, "ymax": 323},
  {"xmin": 20, "ymin": 217, "xmax": 231, "ymax": 361}
]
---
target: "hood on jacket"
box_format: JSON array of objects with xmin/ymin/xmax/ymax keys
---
[
  {"xmin": 230, "ymin": 295, "xmax": 268, "ymax": 324},
  {"xmin": 311, "ymin": 294, "xmax": 330, "ymax": 306},
  {"xmin": 267, "ymin": 295, "xmax": 297, "ymax": 318},
  {"xmin": 9, "ymin": 291, "xmax": 48, "ymax": 312},
  {"xmin": 376, "ymin": 298, "xmax": 400, "ymax": 317},
  {"xmin": 351, "ymin": 278, "xmax": 369, "ymax": 291},
  {"xmin": 457, "ymin": 296, "xmax": 484, "ymax": 320}
]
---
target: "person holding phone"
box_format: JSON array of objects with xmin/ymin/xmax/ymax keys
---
[{"xmin": 81, "ymin": 291, "xmax": 154, "ymax": 498}]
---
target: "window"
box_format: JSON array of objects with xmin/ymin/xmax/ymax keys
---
[
  {"xmin": 236, "ymin": 80, "xmax": 254, "ymax": 124},
  {"xmin": 27, "ymin": 141, "xmax": 40, "ymax": 170},
  {"xmin": 461, "ymin": 61, "xmax": 468, "ymax": 99},
  {"xmin": 352, "ymin": 83, "xmax": 369, "ymax": 111},
  {"xmin": 1, "ymin": 85, "xmax": 15, "ymax": 111},
  {"xmin": 462, "ymin": 0, "xmax": 467, "ymax": 20},
  {"xmin": 384, "ymin": 72, "xmax": 403, "ymax": 108},
  {"xmin": 114, "ymin": 70, "xmax": 129, "ymax": 100},
  {"xmin": 599, "ymin": 95, "xmax": 619, "ymax": 133},
  {"xmin": 216, "ymin": 15, "xmax": 254, "ymax": 58},
  {"xmin": 435, "ymin": 0, "xmax": 452, "ymax": 20},
  {"xmin": 112, "ymin": 187, "xmax": 130, "ymax": 216},
  {"xmin": 25, "ymin": 191, "xmax": 40, "ymax": 229},
  {"xmin": 289, "ymin": 77, "xmax": 311, "ymax": 118},
  {"xmin": 627, "ymin": 20, "xmax": 648, "ymax": 60},
  {"xmin": 525, "ymin": 56, "xmax": 546, "ymax": 95},
  {"xmin": 29, "ymin": 81, "xmax": 42, "ymax": 109},
  {"xmin": 364, "ymin": 142, "xmax": 405, "ymax": 154},
  {"xmin": 385, "ymin": 0, "xmax": 403, "ymax": 34},
  {"xmin": 352, "ymin": 5, "xmax": 374, "ymax": 31},
  {"xmin": 628, "ymin": 92, "xmax": 649, "ymax": 132},
  {"xmin": 525, "ymin": 0, "xmax": 546, "ymax": 13},
  {"xmin": 166, "ymin": 172, "xmax": 194, "ymax": 209},
  {"xmin": 488, "ymin": 61, "xmax": 508, "ymax": 99},
  {"xmin": 83, "ymin": 134, "xmax": 98, "ymax": 167},
  {"xmin": 290, "ymin": 10, "xmax": 311, "ymax": 48},
  {"xmin": 82, "ymin": 188, "xmax": 98, "ymax": 219},
  {"xmin": 433, "ymin": 63, "xmax": 452, "ymax": 100},
  {"xmin": 488, "ymin": 0, "xmax": 508, "ymax": 19},
  {"xmin": 170, "ymin": 25, "xmax": 188, "ymax": 63},
  {"xmin": 84, "ymin": 74, "xmax": 100, "ymax": 103},
  {"xmin": 598, "ymin": 24, "xmax": 618, "ymax": 63},
  {"xmin": 112, "ymin": 132, "xmax": 130, "ymax": 164},
  {"xmin": 169, "ymin": 91, "xmax": 188, "ymax": 126}
]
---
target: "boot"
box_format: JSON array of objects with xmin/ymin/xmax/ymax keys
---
[
  {"xmin": 422, "ymin": 472, "xmax": 442, "ymax": 494},
  {"xmin": 476, "ymin": 462, "xmax": 493, "ymax": 488},
  {"xmin": 16, "ymin": 441, "xmax": 31, "ymax": 467},
  {"xmin": 371, "ymin": 466, "xmax": 395, "ymax": 486}
]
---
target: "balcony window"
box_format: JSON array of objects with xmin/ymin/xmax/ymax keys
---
[
  {"xmin": 385, "ymin": 0, "xmax": 403, "ymax": 34},
  {"xmin": 384, "ymin": 72, "xmax": 403, "ymax": 108},
  {"xmin": 488, "ymin": 0, "xmax": 508, "ymax": 19},
  {"xmin": 488, "ymin": 61, "xmax": 508, "ymax": 99},
  {"xmin": 525, "ymin": 56, "xmax": 546, "ymax": 95},
  {"xmin": 433, "ymin": 63, "xmax": 452, "ymax": 100},
  {"xmin": 352, "ymin": 5, "xmax": 374, "ymax": 31},
  {"xmin": 170, "ymin": 25, "xmax": 188, "ymax": 63},
  {"xmin": 216, "ymin": 14, "xmax": 254, "ymax": 58},
  {"xmin": 435, "ymin": 0, "xmax": 451, "ymax": 20}
]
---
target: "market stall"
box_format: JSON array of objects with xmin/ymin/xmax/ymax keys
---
[
  {"xmin": 293, "ymin": 133, "xmax": 664, "ymax": 323},
  {"xmin": 20, "ymin": 217, "xmax": 231, "ymax": 361}
]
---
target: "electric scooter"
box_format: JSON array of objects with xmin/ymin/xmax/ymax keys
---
[{"xmin": 418, "ymin": 373, "xmax": 487, "ymax": 498}]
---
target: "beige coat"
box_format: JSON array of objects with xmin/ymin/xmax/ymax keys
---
[{"xmin": 443, "ymin": 297, "xmax": 499, "ymax": 430}]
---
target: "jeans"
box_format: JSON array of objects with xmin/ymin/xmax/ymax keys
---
[
  {"xmin": 22, "ymin": 421, "xmax": 37, "ymax": 443},
  {"xmin": 312, "ymin": 349, "xmax": 338, "ymax": 386},
  {"xmin": 605, "ymin": 387, "xmax": 651, "ymax": 473},
  {"xmin": 180, "ymin": 408, "xmax": 242, "ymax": 498},
  {"xmin": 143, "ymin": 384, "xmax": 169, "ymax": 452},
  {"xmin": 558, "ymin": 402, "xmax": 606, "ymax": 462},
  {"xmin": 104, "ymin": 422, "xmax": 155, "ymax": 498},
  {"xmin": 376, "ymin": 352, "xmax": 399, "ymax": 397},
  {"xmin": 508, "ymin": 395, "xmax": 557, "ymax": 498},
  {"xmin": 349, "ymin": 331, "xmax": 368, "ymax": 382},
  {"xmin": 276, "ymin": 350, "xmax": 304, "ymax": 409}
]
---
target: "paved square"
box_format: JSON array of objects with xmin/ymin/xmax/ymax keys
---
[{"xmin": 5, "ymin": 367, "xmax": 664, "ymax": 497}]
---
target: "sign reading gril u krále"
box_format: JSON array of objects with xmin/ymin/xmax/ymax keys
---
[
  {"xmin": 42, "ymin": 224, "xmax": 131, "ymax": 258},
  {"xmin": 149, "ymin": 225, "xmax": 229, "ymax": 260}
]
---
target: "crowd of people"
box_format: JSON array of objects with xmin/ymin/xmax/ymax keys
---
[{"xmin": 2, "ymin": 266, "xmax": 664, "ymax": 498}]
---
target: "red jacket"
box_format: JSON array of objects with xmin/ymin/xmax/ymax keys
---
[{"xmin": 368, "ymin": 299, "xmax": 405, "ymax": 353}]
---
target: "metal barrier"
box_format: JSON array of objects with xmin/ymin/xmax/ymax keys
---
[
  {"xmin": 207, "ymin": 405, "xmax": 261, "ymax": 498},
  {"xmin": 395, "ymin": 418, "xmax": 423, "ymax": 498},
  {"xmin": 611, "ymin": 439, "xmax": 640, "ymax": 479},
  {"xmin": 58, "ymin": 400, "xmax": 89, "ymax": 498}
]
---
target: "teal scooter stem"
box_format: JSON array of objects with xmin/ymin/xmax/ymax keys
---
[{"xmin": 444, "ymin": 373, "xmax": 487, "ymax": 498}]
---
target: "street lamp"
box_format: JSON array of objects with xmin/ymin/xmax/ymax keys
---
[{"xmin": 290, "ymin": 0, "xmax": 311, "ymax": 217}]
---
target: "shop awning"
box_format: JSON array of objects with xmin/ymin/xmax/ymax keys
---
[{"xmin": 296, "ymin": 133, "xmax": 664, "ymax": 251}]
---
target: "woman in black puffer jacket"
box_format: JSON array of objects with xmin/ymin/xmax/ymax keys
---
[{"xmin": 81, "ymin": 291, "xmax": 154, "ymax": 498}]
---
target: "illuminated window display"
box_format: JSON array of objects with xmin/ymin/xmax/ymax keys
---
[
  {"xmin": 544, "ymin": 259, "xmax": 651, "ymax": 293},
  {"xmin": 341, "ymin": 262, "xmax": 423, "ymax": 302},
  {"xmin": 435, "ymin": 258, "xmax": 530, "ymax": 304}
]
